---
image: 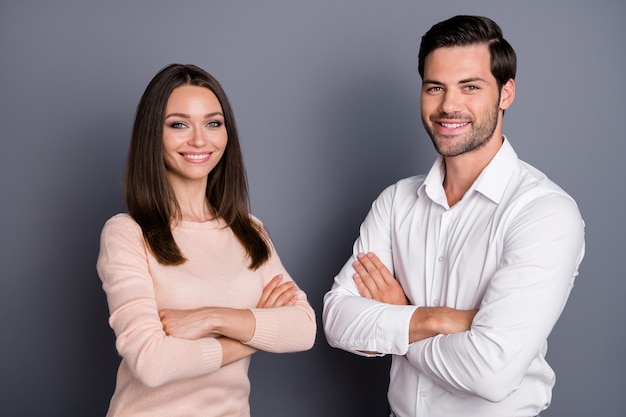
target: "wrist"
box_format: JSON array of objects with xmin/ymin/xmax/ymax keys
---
[
  {"xmin": 212, "ymin": 308, "xmax": 255, "ymax": 342},
  {"xmin": 408, "ymin": 307, "xmax": 438, "ymax": 343}
]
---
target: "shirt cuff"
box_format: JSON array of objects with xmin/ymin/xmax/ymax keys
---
[{"xmin": 376, "ymin": 304, "xmax": 418, "ymax": 355}]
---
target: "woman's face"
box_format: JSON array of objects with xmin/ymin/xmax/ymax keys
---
[{"xmin": 162, "ymin": 85, "xmax": 228, "ymax": 186}]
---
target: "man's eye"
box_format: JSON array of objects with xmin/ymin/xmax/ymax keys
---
[
  {"xmin": 427, "ymin": 86, "xmax": 442, "ymax": 93},
  {"xmin": 464, "ymin": 85, "xmax": 478, "ymax": 91}
]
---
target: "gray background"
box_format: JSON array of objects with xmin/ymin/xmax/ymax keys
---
[{"xmin": 1, "ymin": 1, "xmax": 624, "ymax": 416}]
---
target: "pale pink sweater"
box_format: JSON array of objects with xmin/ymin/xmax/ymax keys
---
[{"xmin": 96, "ymin": 213, "xmax": 316, "ymax": 417}]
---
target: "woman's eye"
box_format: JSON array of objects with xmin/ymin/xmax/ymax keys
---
[
  {"xmin": 170, "ymin": 122, "xmax": 186, "ymax": 129},
  {"xmin": 207, "ymin": 121, "xmax": 222, "ymax": 128}
]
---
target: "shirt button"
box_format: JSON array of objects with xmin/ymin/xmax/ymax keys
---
[
  {"xmin": 421, "ymin": 391, "xmax": 428, "ymax": 398},
  {"xmin": 438, "ymin": 256, "xmax": 444, "ymax": 262},
  {"xmin": 433, "ymin": 299, "xmax": 440, "ymax": 306}
]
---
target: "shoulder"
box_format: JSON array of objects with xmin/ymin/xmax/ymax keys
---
[
  {"xmin": 248, "ymin": 213, "xmax": 264, "ymax": 228},
  {"xmin": 516, "ymin": 161, "xmax": 578, "ymax": 206},
  {"xmin": 363, "ymin": 175, "xmax": 427, "ymax": 222},
  {"xmin": 394, "ymin": 175, "xmax": 427, "ymax": 192},
  {"xmin": 376, "ymin": 174, "xmax": 426, "ymax": 203},
  {"xmin": 100, "ymin": 213, "xmax": 142, "ymax": 239},
  {"xmin": 508, "ymin": 162, "xmax": 584, "ymax": 227},
  {"xmin": 97, "ymin": 214, "xmax": 149, "ymax": 271}
]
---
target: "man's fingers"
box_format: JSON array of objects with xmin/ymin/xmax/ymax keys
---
[
  {"xmin": 354, "ymin": 252, "xmax": 409, "ymax": 305},
  {"xmin": 365, "ymin": 252, "xmax": 394, "ymax": 284},
  {"xmin": 355, "ymin": 253, "xmax": 385, "ymax": 285},
  {"xmin": 353, "ymin": 258, "xmax": 380, "ymax": 295},
  {"xmin": 354, "ymin": 273, "xmax": 373, "ymax": 298}
]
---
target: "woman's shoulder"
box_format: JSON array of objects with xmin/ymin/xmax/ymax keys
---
[
  {"xmin": 101, "ymin": 213, "xmax": 141, "ymax": 235},
  {"xmin": 248, "ymin": 213, "xmax": 264, "ymax": 227},
  {"xmin": 246, "ymin": 213, "xmax": 273, "ymax": 243}
]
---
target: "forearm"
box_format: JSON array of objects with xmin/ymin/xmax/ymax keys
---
[
  {"xmin": 323, "ymin": 289, "xmax": 416, "ymax": 356},
  {"xmin": 218, "ymin": 336, "xmax": 257, "ymax": 366},
  {"xmin": 246, "ymin": 302, "xmax": 316, "ymax": 352},
  {"xmin": 409, "ymin": 306, "xmax": 477, "ymax": 343},
  {"xmin": 212, "ymin": 307, "xmax": 256, "ymax": 343}
]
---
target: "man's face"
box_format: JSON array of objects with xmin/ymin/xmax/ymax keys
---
[{"xmin": 420, "ymin": 43, "xmax": 513, "ymax": 158}]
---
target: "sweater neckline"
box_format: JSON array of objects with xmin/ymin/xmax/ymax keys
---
[{"xmin": 176, "ymin": 218, "xmax": 224, "ymax": 231}]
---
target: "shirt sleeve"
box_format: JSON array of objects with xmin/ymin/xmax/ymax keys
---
[
  {"xmin": 245, "ymin": 236, "xmax": 317, "ymax": 352},
  {"xmin": 405, "ymin": 192, "xmax": 585, "ymax": 402},
  {"xmin": 323, "ymin": 184, "xmax": 418, "ymax": 357},
  {"xmin": 96, "ymin": 215, "xmax": 223, "ymax": 388}
]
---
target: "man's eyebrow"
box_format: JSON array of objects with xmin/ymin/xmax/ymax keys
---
[
  {"xmin": 458, "ymin": 77, "xmax": 488, "ymax": 84},
  {"xmin": 422, "ymin": 79, "xmax": 443, "ymax": 85},
  {"xmin": 422, "ymin": 77, "xmax": 489, "ymax": 85}
]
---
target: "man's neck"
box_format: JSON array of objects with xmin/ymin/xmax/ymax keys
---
[{"xmin": 442, "ymin": 135, "xmax": 504, "ymax": 206}]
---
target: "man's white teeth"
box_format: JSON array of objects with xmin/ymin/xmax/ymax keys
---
[{"xmin": 441, "ymin": 122, "xmax": 468, "ymax": 129}]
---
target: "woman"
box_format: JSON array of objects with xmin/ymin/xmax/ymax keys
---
[{"xmin": 96, "ymin": 64, "xmax": 316, "ymax": 416}]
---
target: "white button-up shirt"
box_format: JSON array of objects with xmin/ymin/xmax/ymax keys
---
[{"xmin": 323, "ymin": 138, "xmax": 585, "ymax": 417}]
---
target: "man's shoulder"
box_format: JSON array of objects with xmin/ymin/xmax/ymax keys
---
[
  {"xmin": 514, "ymin": 160, "xmax": 575, "ymax": 201},
  {"xmin": 384, "ymin": 174, "xmax": 427, "ymax": 195},
  {"xmin": 373, "ymin": 174, "xmax": 428, "ymax": 207},
  {"xmin": 504, "ymin": 160, "xmax": 582, "ymax": 223}
]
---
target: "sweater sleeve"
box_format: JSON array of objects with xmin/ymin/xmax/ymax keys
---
[
  {"xmin": 244, "ymin": 223, "xmax": 316, "ymax": 353},
  {"xmin": 96, "ymin": 214, "xmax": 223, "ymax": 388}
]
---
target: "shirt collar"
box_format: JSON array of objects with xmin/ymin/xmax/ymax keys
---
[{"xmin": 418, "ymin": 136, "xmax": 518, "ymax": 205}]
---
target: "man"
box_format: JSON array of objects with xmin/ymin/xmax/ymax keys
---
[{"xmin": 322, "ymin": 15, "xmax": 585, "ymax": 417}]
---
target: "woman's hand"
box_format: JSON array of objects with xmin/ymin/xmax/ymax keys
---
[
  {"xmin": 256, "ymin": 274, "xmax": 299, "ymax": 308},
  {"xmin": 159, "ymin": 307, "xmax": 222, "ymax": 340}
]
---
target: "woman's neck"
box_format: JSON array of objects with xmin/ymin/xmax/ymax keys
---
[{"xmin": 169, "ymin": 177, "xmax": 215, "ymax": 222}]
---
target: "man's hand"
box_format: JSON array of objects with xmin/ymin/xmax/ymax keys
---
[
  {"xmin": 257, "ymin": 275, "xmax": 299, "ymax": 308},
  {"xmin": 353, "ymin": 252, "xmax": 478, "ymax": 346},
  {"xmin": 353, "ymin": 252, "xmax": 409, "ymax": 305}
]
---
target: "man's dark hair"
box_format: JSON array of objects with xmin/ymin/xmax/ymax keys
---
[{"xmin": 418, "ymin": 15, "xmax": 517, "ymax": 90}]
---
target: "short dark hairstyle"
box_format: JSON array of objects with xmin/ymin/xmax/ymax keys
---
[
  {"xmin": 125, "ymin": 63, "xmax": 270, "ymax": 268},
  {"xmin": 418, "ymin": 15, "xmax": 517, "ymax": 90}
]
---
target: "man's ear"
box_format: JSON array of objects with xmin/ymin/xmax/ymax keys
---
[{"xmin": 499, "ymin": 78, "xmax": 516, "ymax": 111}]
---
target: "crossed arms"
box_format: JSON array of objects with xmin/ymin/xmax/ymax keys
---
[
  {"xmin": 159, "ymin": 275, "xmax": 301, "ymax": 366},
  {"xmin": 322, "ymin": 179, "xmax": 585, "ymax": 401},
  {"xmin": 351, "ymin": 252, "xmax": 477, "ymax": 353}
]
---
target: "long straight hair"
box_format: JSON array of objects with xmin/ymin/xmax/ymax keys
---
[{"xmin": 124, "ymin": 63, "xmax": 270, "ymax": 269}]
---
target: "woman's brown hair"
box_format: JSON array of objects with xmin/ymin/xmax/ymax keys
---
[{"xmin": 124, "ymin": 63, "xmax": 270, "ymax": 269}]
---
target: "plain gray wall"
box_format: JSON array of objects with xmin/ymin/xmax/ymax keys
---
[{"xmin": 1, "ymin": 1, "xmax": 624, "ymax": 416}]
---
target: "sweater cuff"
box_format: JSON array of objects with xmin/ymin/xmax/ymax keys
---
[
  {"xmin": 244, "ymin": 308, "xmax": 279, "ymax": 350},
  {"xmin": 200, "ymin": 337, "xmax": 223, "ymax": 373}
]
